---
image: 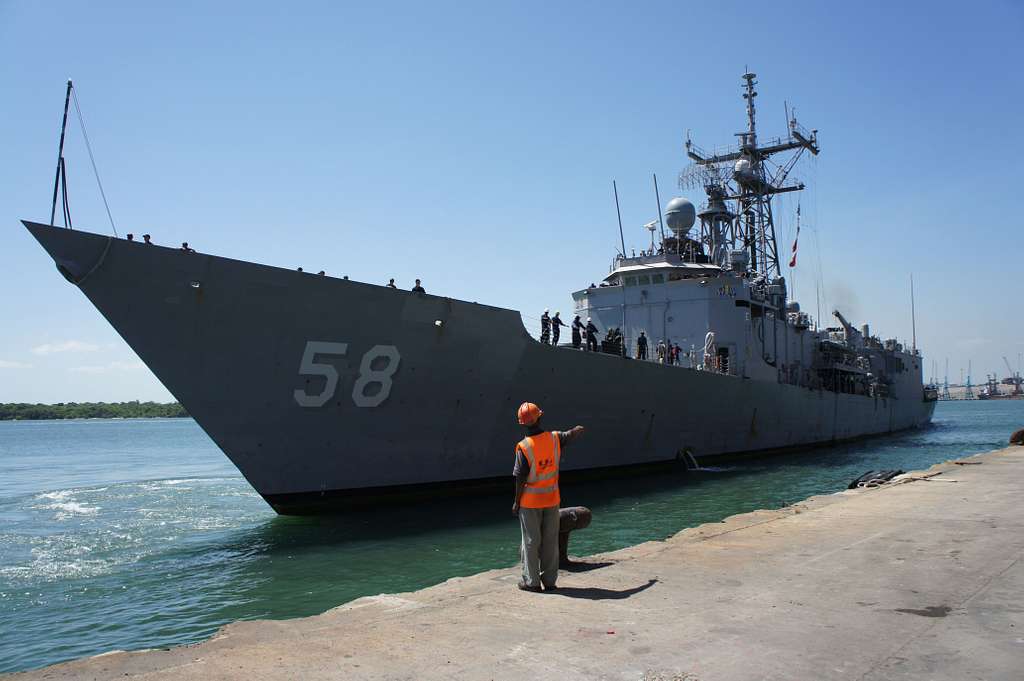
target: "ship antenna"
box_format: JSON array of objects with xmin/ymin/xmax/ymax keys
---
[
  {"xmin": 815, "ymin": 280, "xmax": 821, "ymax": 331},
  {"xmin": 50, "ymin": 80, "xmax": 73, "ymax": 227},
  {"xmin": 613, "ymin": 181, "xmax": 626, "ymax": 257},
  {"xmin": 653, "ymin": 173, "xmax": 666, "ymax": 243},
  {"xmin": 910, "ymin": 273, "xmax": 917, "ymax": 354},
  {"xmin": 743, "ymin": 72, "xmax": 757, "ymax": 140}
]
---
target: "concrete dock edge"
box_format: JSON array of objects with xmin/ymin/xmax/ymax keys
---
[{"xmin": 11, "ymin": 447, "xmax": 1024, "ymax": 680}]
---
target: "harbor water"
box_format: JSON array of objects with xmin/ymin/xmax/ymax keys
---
[{"xmin": 1, "ymin": 400, "xmax": 1021, "ymax": 673}]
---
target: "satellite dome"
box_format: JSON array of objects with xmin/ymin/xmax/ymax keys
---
[
  {"xmin": 734, "ymin": 159, "xmax": 752, "ymax": 174},
  {"xmin": 665, "ymin": 197, "xmax": 696, "ymax": 235}
]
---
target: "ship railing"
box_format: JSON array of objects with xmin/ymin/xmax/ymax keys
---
[
  {"xmin": 685, "ymin": 140, "xmax": 709, "ymax": 161},
  {"xmin": 686, "ymin": 140, "xmax": 744, "ymax": 163},
  {"xmin": 790, "ymin": 118, "xmax": 812, "ymax": 139},
  {"xmin": 543, "ymin": 331, "xmax": 749, "ymax": 378},
  {"xmin": 557, "ymin": 340, "xmax": 737, "ymax": 375}
]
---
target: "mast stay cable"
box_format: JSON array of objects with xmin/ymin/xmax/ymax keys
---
[{"xmin": 71, "ymin": 87, "xmax": 119, "ymax": 237}]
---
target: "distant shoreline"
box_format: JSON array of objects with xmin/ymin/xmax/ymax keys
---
[{"xmin": 0, "ymin": 402, "xmax": 189, "ymax": 421}]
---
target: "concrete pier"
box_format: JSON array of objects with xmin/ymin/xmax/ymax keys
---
[{"xmin": 13, "ymin": 447, "xmax": 1024, "ymax": 680}]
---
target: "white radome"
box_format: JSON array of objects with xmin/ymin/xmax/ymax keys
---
[{"xmin": 665, "ymin": 197, "xmax": 696, "ymax": 235}]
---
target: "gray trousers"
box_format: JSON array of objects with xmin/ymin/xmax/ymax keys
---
[{"xmin": 519, "ymin": 505, "xmax": 560, "ymax": 587}]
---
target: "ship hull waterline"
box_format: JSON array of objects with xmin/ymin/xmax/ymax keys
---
[{"xmin": 23, "ymin": 222, "xmax": 936, "ymax": 514}]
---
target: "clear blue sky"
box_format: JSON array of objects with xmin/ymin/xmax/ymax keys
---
[{"xmin": 2, "ymin": 0, "xmax": 1022, "ymax": 402}]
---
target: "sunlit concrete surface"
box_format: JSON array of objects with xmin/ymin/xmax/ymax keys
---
[{"xmin": 12, "ymin": 447, "xmax": 1024, "ymax": 681}]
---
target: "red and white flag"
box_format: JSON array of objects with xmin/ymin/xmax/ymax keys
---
[{"xmin": 788, "ymin": 204, "xmax": 801, "ymax": 268}]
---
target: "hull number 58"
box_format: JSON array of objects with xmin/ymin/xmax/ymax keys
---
[{"xmin": 293, "ymin": 341, "xmax": 401, "ymax": 408}]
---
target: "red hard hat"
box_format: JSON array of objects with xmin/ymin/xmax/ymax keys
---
[{"xmin": 517, "ymin": 402, "xmax": 543, "ymax": 426}]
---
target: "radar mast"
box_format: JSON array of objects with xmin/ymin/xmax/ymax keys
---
[{"xmin": 680, "ymin": 73, "xmax": 819, "ymax": 286}]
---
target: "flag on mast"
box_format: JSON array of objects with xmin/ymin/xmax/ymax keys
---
[{"xmin": 788, "ymin": 203, "xmax": 801, "ymax": 268}]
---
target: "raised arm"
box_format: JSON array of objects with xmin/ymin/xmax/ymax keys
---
[{"xmin": 558, "ymin": 425, "xmax": 585, "ymax": 448}]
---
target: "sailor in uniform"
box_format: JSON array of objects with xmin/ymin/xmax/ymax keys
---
[
  {"xmin": 550, "ymin": 311, "xmax": 567, "ymax": 346},
  {"xmin": 585, "ymin": 318, "xmax": 598, "ymax": 352}
]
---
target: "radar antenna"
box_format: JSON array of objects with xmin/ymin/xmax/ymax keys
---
[{"xmin": 680, "ymin": 72, "xmax": 819, "ymax": 285}]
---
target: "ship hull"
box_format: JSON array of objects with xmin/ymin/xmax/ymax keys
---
[{"xmin": 23, "ymin": 222, "xmax": 936, "ymax": 514}]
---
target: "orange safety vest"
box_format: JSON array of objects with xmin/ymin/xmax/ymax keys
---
[{"xmin": 517, "ymin": 431, "xmax": 561, "ymax": 508}]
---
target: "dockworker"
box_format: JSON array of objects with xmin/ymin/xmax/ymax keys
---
[
  {"xmin": 551, "ymin": 311, "xmax": 567, "ymax": 345},
  {"xmin": 540, "ymin": 309, "xmax": 551, "ymax": 345},
  {"xmin": 571, "ymin": 315, "xmax": 583, "ymax": 349},
  {"xmin": 387, "ymin": 278, "xmax": 397, "ymax": 288},
  {"xmin": 412, "ymin": 279, "xmax": 425, "ymax": 293},
  {"xmin": 512, "ymin": 401, "xmax": 585, "ymax": 592},
  {"xmin": 637, "ymin": 331, "xmax": 648, "ymax": 360},
  {"xmin": 585, "ymin": 317, "xmax": 598, "ymax": 352}
]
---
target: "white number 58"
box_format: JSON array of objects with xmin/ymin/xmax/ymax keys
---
[{"xmin": 293, "ymin": 341, "xmax": 400, "ymax": 408}]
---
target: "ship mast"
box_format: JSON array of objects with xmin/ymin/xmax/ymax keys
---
[{"xmin": 680, "ymin": 73, "xmax": 819, "ymax": 288}]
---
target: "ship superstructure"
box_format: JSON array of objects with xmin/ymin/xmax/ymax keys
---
[
  {"xmin": 577, "ymin": 73, "xmax": 925, "ymax": 404},
  {"xmin": 21, "ymin": 74, "xmax": 935, "ymax": 514}
]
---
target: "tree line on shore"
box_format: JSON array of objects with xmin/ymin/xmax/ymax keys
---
[{"xmin": 0, "ymin": 401, "xmax": 189, "ymax": 420}]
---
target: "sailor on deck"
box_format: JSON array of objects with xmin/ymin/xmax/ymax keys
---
[
  {"xmin": 585, "ymin": 318, "xmax": 598, "ymax": 352},
  {"xmin": 551, "ymin": 311, "xmax": 567, "ymax": 346},
  {"xmin": 512, "ymin": 402, "xmax": 584, "ymax": 592},
  {"xmin": 540, "ymin": 309, "xmax": 551, "ymax": 345},
  {"xmin": 571, "ymin": 315, "xmax": 583, "ymax": 349}
]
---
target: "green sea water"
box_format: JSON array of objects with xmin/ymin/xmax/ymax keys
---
[{"xmin": 1, "ymin": 400, "xmax": 1021, "ymax": 672}]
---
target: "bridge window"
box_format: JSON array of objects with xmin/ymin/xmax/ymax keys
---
[
  {"xmin": 638, "ymin": 275, "xmax": 650, "ymax": 285},
  {"xmin": 651, "ymin": 274, "xmax": 664, "ymax": 284},
  {"xmin": 625, "ymin": 276, "xmax": 637, "ymax": 286}
]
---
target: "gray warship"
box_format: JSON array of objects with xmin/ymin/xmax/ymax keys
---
[{"xmin": 23, "ymin": 74, "xmax": 935, "ymax": 514}]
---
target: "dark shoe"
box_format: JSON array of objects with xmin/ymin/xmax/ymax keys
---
[
  {"xmin": 517, "ymin": 581, "xmax": 542, "ymax": 593},
  {"xmin": 543, "ymin": 584, "xmax": 558, "ymax": 592}
]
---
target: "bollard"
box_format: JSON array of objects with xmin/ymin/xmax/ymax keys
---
[{"xmin": 558, "ymin": 506, "xmax": 592, "ymax": 568}]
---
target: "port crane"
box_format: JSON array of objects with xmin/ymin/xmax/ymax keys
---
[{"xmin": 1003, "ymin": 356, "xmax": 1023, "ymax": 396}]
